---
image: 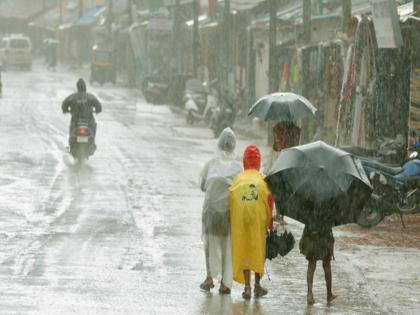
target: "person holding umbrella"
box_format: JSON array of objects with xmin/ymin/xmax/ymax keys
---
[
  {"xmin": 199, "ymin": 128, "xmax": 243, "ymax": 294},
  {"xmin": 229, "ymin": 145, "xmax": 273, "ymax": 299},
  {"xmin": 248, "ymin": 92, "xmax": 316, "ymax": 225},
  {"xmin": 266, "ymin": 121, "xmax": 301, "ymax": 224},
  {"xmin": 299, "ymin": 212, "xmax": 336, "ymax": 305},
  {"xmin": 265, "ymin": 141, "xmax": 373, "ymax": 305}
]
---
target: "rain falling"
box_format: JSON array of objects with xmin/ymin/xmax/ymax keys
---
[{"xmin": 0, "ymin": 0, "xmax": 419, "ymax": 314}]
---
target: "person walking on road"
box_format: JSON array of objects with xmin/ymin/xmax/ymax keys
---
[
  {"xmin": 199, "ymin": 128, "xmax": 243, "ymax": 294},
  {"xmin": 299, "ymin": 218, "xmax": 336, "ymax": 305},
  {"xmin": 229, "ymin": 144, "xmax": 273, "ymax": 299}
]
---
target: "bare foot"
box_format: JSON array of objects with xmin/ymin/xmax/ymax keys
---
[
  {"xmin": 200, "ymin": 277, "xmax": 214, "ymax": 291},
  {"xmin": 242, "ymin": 286, "xmax": 251, "ymax": 299},
  {"xmin": 254, "ymin": 285, "xmax": 268, "ymax": 298},
  {"xmin": 307, "ymin": 292, "xmax": 315, "ymax": 305},
  {"xmin": 327, "ymin": 293, "xmax": 337, "ymax": 303}
]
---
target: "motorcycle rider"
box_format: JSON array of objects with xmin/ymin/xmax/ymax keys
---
[{"xmin": 62, "ymin": 78, "xmax": 102, "ymax": 155}]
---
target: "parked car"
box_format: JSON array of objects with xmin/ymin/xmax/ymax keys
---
[{"xmin": 0, "ymin": 34, "xmax": 32, "ymax": 70}]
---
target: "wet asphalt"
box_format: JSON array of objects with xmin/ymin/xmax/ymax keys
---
[{"xmin": 0, "ymin": 63, "xmax": 418, "ymax": 314}]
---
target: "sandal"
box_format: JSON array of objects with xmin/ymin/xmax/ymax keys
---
[
  {"xmin": 242, "ymin": 285, "xmax": 251, "ymax": 299},
  {"xmin": 254, "ymin": 285, "xmax": 268, "ymax": 298}
]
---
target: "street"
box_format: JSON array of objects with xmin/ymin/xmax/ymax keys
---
[{"xmin": 0, "ymin": 64, "xmax": 419, "ymax": 315}]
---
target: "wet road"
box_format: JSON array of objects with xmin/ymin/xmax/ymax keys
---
[{"xmin": 0, "ymin": 65, "xmax": 416, "ymax": 314}]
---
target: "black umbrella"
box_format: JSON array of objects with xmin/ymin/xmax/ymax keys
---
[
  {"xmin": 265, "ymin": 141, "xmax": 372, "ymax": 227},
  {"xmin": 248, "ymin": 92, "xmax": 317, "ymax": 122}
]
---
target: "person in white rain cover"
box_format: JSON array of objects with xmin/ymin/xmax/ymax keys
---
[{"xmin": 199, "ymin": 128, "xmax": 243, "ymax": 294}]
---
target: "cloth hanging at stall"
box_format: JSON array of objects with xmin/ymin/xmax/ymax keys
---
[
  {"xmin": 408, "ymin": 68, "xmax": 420, "ymax": 145},
  {"xmin": 335, "ymin": 17, "xmax": 377, "ymax": 147},
  {"xmin": 335, "ymin": 44, "xmax": 356, "ymax": 146},
  {"xmin": 321, "ymin": 42, "xmax": 344, "ymax": 134}
]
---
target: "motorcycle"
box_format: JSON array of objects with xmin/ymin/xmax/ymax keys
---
[
  {"xmin": 142, "ymin": 73, "xmax": 168, "ymax": 104},
  {"xmin": 184, "ymin": 79, "xmax": 217, "ymax": 125},
  {"xmin": 69, "ymin": 120, "xmax": 96, "ymax": 162},
  {"xmin": 340, "ymin": 135, "xmax": 407, "ymax": 165},
  {"xmin": 209, "ymin": 90, "xmax": 236, "ymax": 138},
  {"xmin": 354, "ymin": 146, "xmax": 420, "ymax": 228}
]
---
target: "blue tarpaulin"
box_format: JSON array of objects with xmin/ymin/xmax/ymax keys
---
[{"xmin": 74, "ymin": 5, "xmax": 105, "ymax": 26}]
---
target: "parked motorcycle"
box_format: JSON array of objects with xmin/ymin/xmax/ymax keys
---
[
  {"xmin": 341, "ymin": 136, "xmax": 406, "ymax": 165},
  {"xmin": 142, "ymin": 73, "xmax": 168, "ymax": 104},
  {"xmin": 69, "ymin": 120, "xmax": 97, "ymax": 162},
  {"xmin": 209, "ymin": 90, "xmax": 236, "ymax": 138},
  {"xmin": 354, "ymin": 146, "xmax": 420, "ymax": 228},
  {"xmin": 184, "ymin": 79, "xmax": 217, "ymax": 125}
]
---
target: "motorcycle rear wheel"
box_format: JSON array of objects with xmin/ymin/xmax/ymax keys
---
[{"xmin": 357, "ymin": 206, "xmax": 384, "ymax": 228}]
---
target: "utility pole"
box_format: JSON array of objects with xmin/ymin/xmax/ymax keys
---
[
  {"xmin": 173, "ymin": 0, "xmax": 182, "ymax": 73},
  {"xmin": 222, "ymin": 0, "xmax": 231, "ymax": 88},
  {"xmin": 170, "ymin": 0, "xmax": 183, "ymax": 106},
  {"xmin": 107, "ymin": 0, "xmax": 113, "ymax": 36},
  {"xmin": 128, "ymin": 0, "xmax": 133, "ymax": 26},
  {"xmin": 78, "ymin": 0, "xmax": 84, "ymax": 18},
  {"xmin": 303, "ymin": 0, "xmax": 311, "ymax": 43},
  {"xmin": 192, "ymin": 0, "xmax": 200, "ymax": 78},
  {"xmin": 342, "ymin": 0, "xmax": 351, "ymax": 32},
  {"xmin": 269, "ymin": 0, "xmax": 278, "ymax": 93},
  {"xmin": 58, "ymin": 0, "xmax": 63, "ymax": 24}
]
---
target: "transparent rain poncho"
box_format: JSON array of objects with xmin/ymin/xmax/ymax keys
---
[{"xmin": 199, "ymin": 128, "xmax": 243, "ymax": 236}]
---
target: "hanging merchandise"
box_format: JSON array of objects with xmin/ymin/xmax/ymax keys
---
[
  {"xmin": 335, "ymin": 16, "xmax": 377, "ymax": 148},
  {"xmin": 335, "ymin": 44, "xmax": 356, "ymax": 146},
  {"xmin": 408, "ymin": 68, "xmax": 420, "ymax": 146},
  {"xmin": 279, "ymin": 60, "xmax": 290, "ymax": 91},
  {"xmin": 289, "ymin": 49, "xmax": 302, "ymax": 94},
  {"xmin": 322, "ymin": 42, "xmax": 344, "ymax": 139}
]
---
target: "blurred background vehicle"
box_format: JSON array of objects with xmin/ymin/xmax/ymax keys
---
[{"xmin": 0, "ymin": 34, "xmax": 32, "ymax": 70}]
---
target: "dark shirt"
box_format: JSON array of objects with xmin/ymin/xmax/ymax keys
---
[{"xmin": 62, "ymin": 92, "xmax": 102, "ymax": 126}]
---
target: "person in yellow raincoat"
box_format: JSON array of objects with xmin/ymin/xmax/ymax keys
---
[{"xmin": 229, "ymin": 144, "xmax": 273, "ymax": 299}]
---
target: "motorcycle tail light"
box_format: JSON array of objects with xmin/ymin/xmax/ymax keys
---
[{"xmin": 79, "ymin": 127, "xmax": 88, "ymax": 135}]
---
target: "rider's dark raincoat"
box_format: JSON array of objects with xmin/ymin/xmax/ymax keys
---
[{"xmin": 62, "ymin": 79, "xmax": 102, "ymax": 133}]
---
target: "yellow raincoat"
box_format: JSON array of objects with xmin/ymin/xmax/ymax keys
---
[{"xmin": 229, "ymin": 169, "xmax": 271, "ymax": 284}]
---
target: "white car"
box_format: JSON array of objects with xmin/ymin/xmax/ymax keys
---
[{"xmin": 0, "ymin": 34, "xmax": 32, "ymax": 70}]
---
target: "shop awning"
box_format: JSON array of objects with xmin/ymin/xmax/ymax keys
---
[
  {"xmin": 250, "ymin": 0, "xmax": 415, "ymax": 29},
  {"xmin": 29, "ymin": 6, "xmax": 79, "ymax": 31},
  {"xmin": 230, "ymin": 0, "xmax": 266, "ymax": 11},
  {"xmin": 74, "ymin": 5, "xmax": 106, "ymax": 26},
  {"xmin": 0, "ymin": 0, "xmax": 55, "ymax": 20}
]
